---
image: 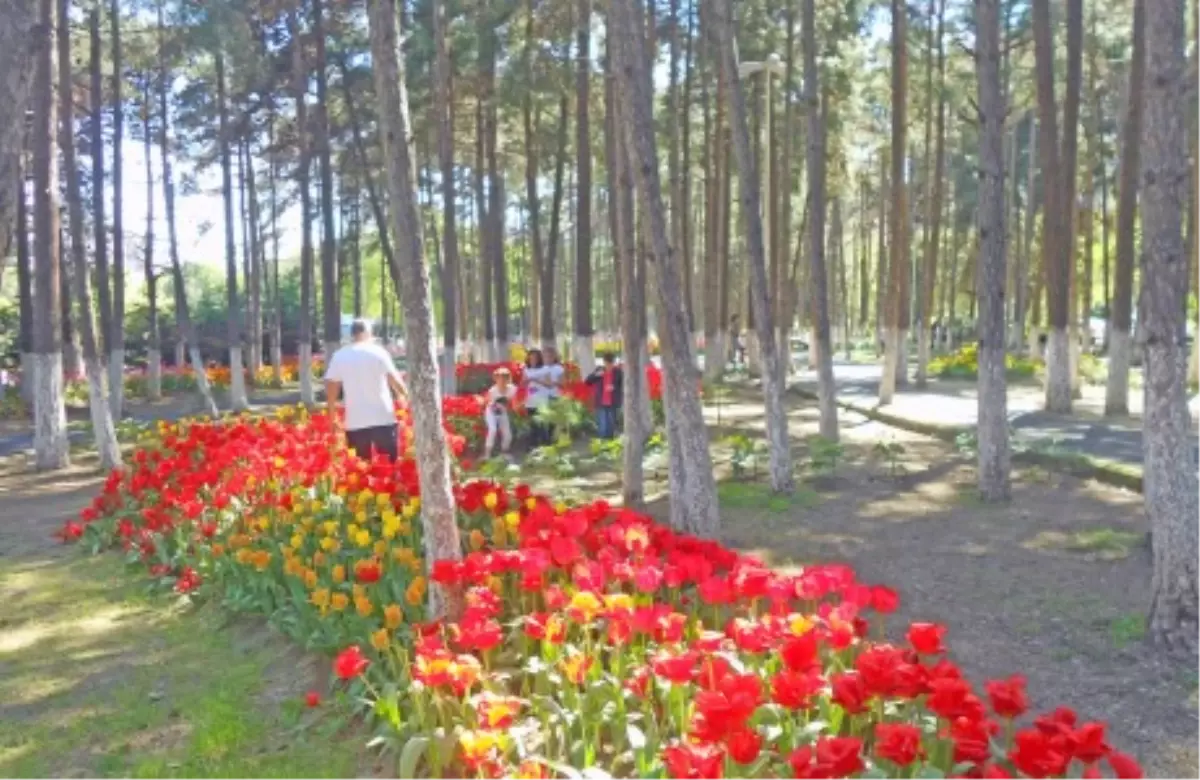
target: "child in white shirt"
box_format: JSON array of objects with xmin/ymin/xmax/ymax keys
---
[{"xmin": 483, "ymin": 367, "xmax": 517, "ymax": 456}]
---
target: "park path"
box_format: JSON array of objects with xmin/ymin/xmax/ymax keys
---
[{"xmin": 791, "ymin": 360, "xmax": 1200, "ymax": 471}]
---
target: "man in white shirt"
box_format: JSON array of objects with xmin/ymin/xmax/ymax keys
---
[{"xmin": 324, "ymin": 319, "xmax": 408, "ymax": 462}]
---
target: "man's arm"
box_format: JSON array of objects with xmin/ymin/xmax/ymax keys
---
[
  {"xmin": 326, "ymin": 379, "xmax": 343, "ymax": 429},
  {"xmin": 387, "ymin": 372, "xmax": 408, "ymax": 401}
]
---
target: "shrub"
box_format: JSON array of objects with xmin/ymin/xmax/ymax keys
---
[{"xmin": 928, "ymin": 344, "xmax": 1039, "ymax": 381}]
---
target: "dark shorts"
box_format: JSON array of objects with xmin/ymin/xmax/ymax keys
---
[{"xmin": 346, "ymin": 424, "xmax": 399, "ymax": 462}]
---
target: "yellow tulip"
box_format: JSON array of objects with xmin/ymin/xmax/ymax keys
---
[
  {"xmin": 355, "ymin": 595, "xmax": 373, "ymax": 617},
  {"xmin": 483, "ymin": 493, "xmax": 498, "ymax": 510},
  {"xmin": 374, "ymin": 540, "xmax": 389, "ymax": 558},
  {"xmin": 330, "ymin": 592, "xmax": 349, "ymax": 611},
  {"xmin": 376, "ymin": 493, "xmax": 391, "ymax": 509},
  {"xmin": 355, "ymin": 529, "xmax": 372, "ymax": 548},
  {"xmin": 354, "ymin": 510, "xmax": 367, "ymax": 525},
  {"xmin": 332, "ymin": 565, "xmax": 346, "ymax": 584},
  {"xmin": 469, "ymin": 529, "xmax": 485, "ymax": 551},
  {"xmin": 371, "ymin": 627, "xmax": 390, "ymax": 651},
  {"xmin": 304, "ymin": 570, "xmax": 318, "ymax": 589},
  {"xmin": 504, "ymin": 511, "xmax": 521, "ymax": 531},
  {"xmin": 310, "ymin": 588, "xmax": 330, "ymax": 609},
  {"xmin": 290, "ymin": 533, "xmax": 305, "ymax": 550},
  {"xmin": 384, "ymin": 603, "xmax": 403, "ymax": 629}
]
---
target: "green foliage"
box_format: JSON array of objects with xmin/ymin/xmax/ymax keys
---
[
  {"xmin": 806, "ymin": 435, "xmax": 845, "ymax": 477},
  {"xmin": 872, "ymin": 439, "xmax": 907, "ymax": 480},
  {"xmin": 928, "ymin": 344, "xmax": 1040, "ymax": 381},
  {"xmin": 723, "ymin": 432, "xmax": 766, "ymax": 480}
]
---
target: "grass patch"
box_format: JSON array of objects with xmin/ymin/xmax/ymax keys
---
[
  {"xmin": 1023, "ymin": 528, "xmax": 1143, "ymax": 560},
  {"xmin": 0, "ymin": 553, "xmax": 364, "ymax": 778},
  {"xmin": 717, "ymin": 481, "xmax": 820, "ymax": 514},
  {"xmin": 1109, "ymin": 613, "xmax": 1147, "ymax": 649}
]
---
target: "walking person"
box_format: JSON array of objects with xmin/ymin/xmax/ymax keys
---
[
  {"xmin": 482, "ymin": 366, "xmax": 518, "ymax": 457},
  {"xmin": 585, "ymin": 352, "xmax": 624, "ymax": 440},
  {"xmin": 324, "ymin": 319, "xmax": 408, "ymax": 462}
]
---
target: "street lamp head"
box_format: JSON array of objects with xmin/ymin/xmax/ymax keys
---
[{"xmin": 766, "ymin": 52, "xmax": 782, "ymax": 68}]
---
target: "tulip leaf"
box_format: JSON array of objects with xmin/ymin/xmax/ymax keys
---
[{"xmin": 397, "ymin": 735, "xmax": 430, "ymax": 778}]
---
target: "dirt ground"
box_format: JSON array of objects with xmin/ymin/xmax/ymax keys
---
[
  {"xmin": 0, "ymin": 387, "xmax": 1196, "ymax": 777},
  {"xmin": 670, "ymin": 391, "xmax": 1199, "ymax": 778}
]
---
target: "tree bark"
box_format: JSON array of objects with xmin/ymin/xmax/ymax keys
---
[
  {"xmin": 312, "ymin": 0, "xmax": 340, "ymax": 358},
  {"xmin": 109, "ymin": 0, "xmax": 126, "ymax": 420},
  {"xmin": 367, "ymin": 0, "xmax": 464, "ymax": 620},
  {"xmin": 32, "ymin": 0, "xmax": 68, "ymax": 470},
  {"xmin": 0, "ymin": 0, "xmax": 37, "ymax": 282},
  {"xmin": 1141, "ymin": 0, "xmax": 1198, "ymax": 651},
  {"xmin": 245, "ymin": 142, "xmax": 264, "ymax": 375},
  {"xmin": 158, "ymin": 0, "xmax": 216, "ymax": 415},
  {"xmin": 574, "ymin": 0, "xmax": 594, "ymax": 371},
  {"xmin": 1106, "ymin": 0, "xmax": 1144, "ymax": 416},
  {"xmin": 916, "ymin": 0, "xmax": 946, "ymax": 387},
  {"xmin": 89, "ymin": 7, "xmax": 113, "ymax": 378},
  {"xmin": 880, "ymin": 0, "xmax": 909, "ymax": 404},
  {"xmin": 58, "ymin": 0, "xmax": 121, "ymax": 468},
  {"xmin": 974, "ymin": 0, "xmax": 1011, "ymax": 501},
  {"xmin": 433, "ymin": 0, "xmax": 459, "ymax": 393},
  {"xmin": 291, "ymin": 3, "xmax": 316, "ymax": 406},
  {"xmin": 216, "ymin": 49, "xmax": 248, "ymax": 410},
  {"xmin": 799, "ymin": 0, "xmax": 837, "ymax": 437},
  {"xmin": 711, "ymin": 0, "xmax": 796, "ymax": 486},
  {"xmin": 16, "ymin": 141, "xmax": 34, "ymax": 406},
  {"xmin": 701, "ymin": 4, "xmax": 724, "ymax": 381},
  {"xmin": 612, "ymin": 0, "xmax": 719, "ymax": 536},
  {"xmin": 142, "ymin": 81, "xmax": 161, "ymax": 400}
]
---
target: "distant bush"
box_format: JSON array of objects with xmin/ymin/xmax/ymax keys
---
[{"xmin": 929, "ymin": 343, "xmax": 1039, "ymax": 381}]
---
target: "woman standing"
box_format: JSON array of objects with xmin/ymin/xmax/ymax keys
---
[{"xmin": 523, "ymin": 348, "xmax": 552, "ymax": 446}]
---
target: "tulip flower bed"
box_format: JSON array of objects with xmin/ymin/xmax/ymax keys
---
[{"xmin": 61, "ymin": 406, "xmax": 1141, "ymax": 779}]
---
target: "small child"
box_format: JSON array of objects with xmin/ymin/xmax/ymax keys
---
[{"xmin": 482, "ymin": 367, "xmax": 517, "ymax": 457}]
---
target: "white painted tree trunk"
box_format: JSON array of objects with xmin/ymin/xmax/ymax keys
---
[
  {"xmin": 298, "ymin": 342, "xmax": 316, "ymax": 406},
  {"xmin": 440, "ymin": 346, "xmax": 457, "ymax": 396},
  {"xmin": 573, "ymin": 334, "xmax": 595, "ymax": 376},
  {"xmin": 271, "ymin": 342, "xmax": 283, "ymax": 383},
  {"xmin": 33, "ymin": 353, "xmax": 69, "ymax": 470},
  {"xmin": 228, "ymin": 346, "xmax": 249, "ymax": 411},
  {"xmin": 879, "ymin": 327, "xmax": 898, "ymax": 405},
  {"xmin": 84, "ymin": 356, "xmax": 121, "ymax": 469},
  {"xmin": 1106, "ymin": 328, "xmax": 1131, "ymax": 415},
  {"xmin": 188, "ymin": 347, "xmax": 218, "ymax": 416},
  {"xmin": 915, "ymin": 326, "xmax": 931, "ymax": 386},
  {"xmin": 369, "ymin": 0, "xmax": 464, "ymax": 620},
  {"xmin": 895, "ymin": 332, "xmax": 909, "ymax": 386},
  {"xmin": 1044, "ymin": 327, "xmax": 1073, "ymax": 412},
  {"xmin": 705, "ymin": 331, "xmax": 725, "ymax": 381},
  {"xmin": 107, "ymin": 348, "xmax": 124, "ymax": 420},
  {"xmin": 1069, "ymin": 325, "xmax": 1083, "ymax": 398},
  {"xmin": 744, "ymin": 330, "xmax": 761, "ymax": 375},
  {"xmin": 146, "ymin": 348, "xmax": 162, "ymax": 400},
  {"xmin": 174, "ymin": 341, "xmax": 185, "ymax": 372}
]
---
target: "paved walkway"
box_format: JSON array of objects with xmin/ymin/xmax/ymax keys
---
[{"xmin": 791, "ymin": 362, "xmax": 1199, "ymax": 471}]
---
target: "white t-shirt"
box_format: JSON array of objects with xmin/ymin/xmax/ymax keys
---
[
  {"xmin": 524, "ymin": 366, "xmax": 553, "ymax": 409},
  {"xmin": 545, "ymin": 364, "xmax": 565, "ymax": 399},
  {"xmin": 485, "ymin": 384, "xmax": 517, "ymax": 416},
  {"xmin": 324, "ymin": 342, "xmax": 404, "ymax": 431}
]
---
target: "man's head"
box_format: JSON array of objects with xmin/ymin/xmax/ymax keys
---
[
  {"xmin": 602, "ymin": 352, "xmax": 616, "ymax": 366},
  {"xmin": 350, "ymin": 319, "xmax": 372, "ymax": 342}
]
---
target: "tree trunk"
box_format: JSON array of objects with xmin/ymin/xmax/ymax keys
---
[
  {"xmin": 313, "ymin": 0, "xmax": 340, "ymax": 359},
  {"xmin": 58, "ymin": 0, "xmax": 120, "ymax": 468},
  {"xmin": 367, "ymin": 0, "xmax": 464, "ymax": 620},
  {"xmin": 711, "ymin": 0, "xmax": 796, "ymax": 486},
  {"xmin": 291, "ymin": 3, "xmax": 315, "ymax": 406},
  {"xmin": 216, "ymin": 48, "xmax": 248, "ymax": 410},
  {"xmin": 268, "ymin": 116, "xmax": 283, "ymax": 381},
  {"xmin": 544, "ymin": 95, "xmax": 569, "ymax": 345},
  {"xmin": 974, "ymin": 0, "xmax": 1010, "ymax": 501},
  {"xmin": 60, "ymin": 237, "xmax": 80, "ymax": 380},
  {"xmin": 433, "ymin": 0, "xmax": 459, "ymax": 393},
  {"xmin": 158, "ymin": 0, "xmax": 216, "ymax": 415},
  {"xmin": 880, "ymin": 0, "xmax": 909, "ymax": 404},
  {"xmin": 0, "ymin": 0, "xmax": 37, "ymax": 283},
  {"xmin": 89, "ymin": 7, "xmax": 113, "ymax": 384},
  {"xmin": 109, "ymin": 0, "xmax": 126, "ymax": 420},
  {"xmin": 875, "ymin": 148, "xmax": 888, "ymax": 352},
  {"xmin": 16, "ymin": 143, "xmax": 34, "ymax": 406},
  {"xmin": 916, "ymin": 0, "xmax": 946, "ymax": 387},
  {"xmin": 574, "ymin": 0, "xmax": 594, "ymax": 371},
  {"xmin": 32, "ymin": 0, "xmax": 68, "ymax": 470},
  {"xmin": 1031, "ymin": 0, "xmax": 1075, "ymax": 412},
  {"xmin": 1106, "ymin": 0, "xmax": 1144, "ymax": 417},
  {"xmin": 609, "ymin": 59, "xmax": 646, "ymax": 508},
  {"xmin": 612, "ymin": 0, "xmax": 719, "ymax": 536},
  {"xmin": 142, "ymin": 81, "xmax": 161, "ymax": 400},
  {"xmin": 481, "ymin": 3, "xmax": 507, "ymax": 357},
  {"xmin": 701, "ymin": 5, "xmax": 724, "ymax": 381},
  {"xmin": 1141, "ymin": 0, "xmax": 1198, "ymax": 651},
  {"xmin": 245, "ymin": 142, "xmax": 264, "ymax": 375}
]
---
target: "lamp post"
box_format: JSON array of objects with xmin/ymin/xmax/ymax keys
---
[{"xmin": 736, "ymin": 51, "xmax": 784, "ymax": 373}]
